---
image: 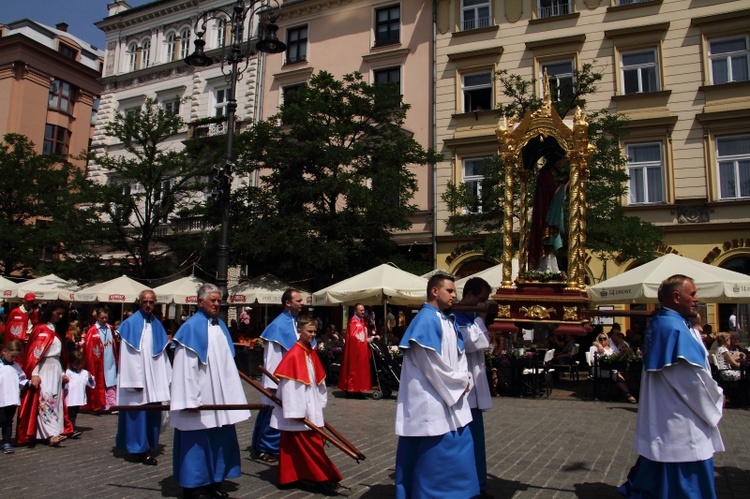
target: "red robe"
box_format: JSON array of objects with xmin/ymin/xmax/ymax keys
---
[
  {"xmin": 16, "ymin": 323, "xmax": 73, "ymax": 445},
  {"xmin": 82, "ymin": 323, "xmax": 118, "ymax": 412},
  {"xmin": 3, "ymin": 305, "xmax": 40, "ymax": 346},
  {"xmin": 275, "ymin": 341, "xmax": 342, "ymax": 485},
  {"xmin": 529, "ymin": 163, "xmax": 559, "ymax": 271},
  {"xmin": 337, "ymin": 316, "xmax": 372, "ymax": 393}
]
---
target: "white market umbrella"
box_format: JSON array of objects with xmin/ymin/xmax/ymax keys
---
[
  {"xmin": 2, "ymin": 274, "xmax": 79, "ymax": 301},
  {"xmin": 0, "ymin": 276, "xmax": 20, "ymax": 300},
  {"xmin": 588, "ymin": 254, "xmax": 750, "ymax": 304},
  {"xmin": 153, "ymin": 275, "xmax": 205, "ymax": 304},
  {"xmin": 229, "ymin": 274, "xmax": 311, "ymax": 305},
  {"xmin": 313, "ymin": 263, "xmax": 427, "ymax": 306},
  {"xmin": 454, "ymin": 260, "xmax": 520, "ymax": 298},
  {"xmin": 73, "ymin": 275, "xmax": 149, "ymax": 303}
]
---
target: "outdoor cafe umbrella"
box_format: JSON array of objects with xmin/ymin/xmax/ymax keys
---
[
  {"xmin": 229, "ymin": 274, "xmax": 311, "ymax": 306},
  {"xmin": 588, "ymin": 254, "xmax": 750, "ymax": 304},
  {"xmin": 313, "ymin": 263, "xmax": 427, "ymax": 346},
  {"xmin": 4, "ymin": 273, "xmax": 80, "ymax": 301},
  {"xmin": 73, "ymin": 275, "xmax": 149, "ymax": 303},
  {"xmin": 153, "ymin": 275, "xmax": 205, "ymax": 304},
  {"xmin": 229, "ymin": 274, "xmax": 312, "ymax": 328},
  {"xmin": 454, "ymin": 260, "xmax": 520, "ymax": 298},
  {"xmin": 312, "ymin": 263, "xmax": 427, "ymax": 307},
  {"xmin": 0, "ymin": 275, "xmax": 20, "ymax": 300}
]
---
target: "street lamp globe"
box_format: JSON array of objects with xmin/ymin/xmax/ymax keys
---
[{"xmin": 255, "ymin": 23, "xmax": 285, "ymax": 54}]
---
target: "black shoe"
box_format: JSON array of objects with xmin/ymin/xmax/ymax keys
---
[
  {"xmin": 207, "ymin": 483, "xmax": 229, "ymax": 498},
  {"xmin": 183, "ymin": 487, "xmax": 213, "ymax": 499},
  {"xmin": 277, "ymin": 482, "xmax": 297, "ymax": 490},
  {"xmin": 141, "ymin": 454, "xmax": 158, "ymax": 466},
  {"xmin": 71, "ymin": 431, "xmax": 82, "ymax": 439},
  {"xmin": 320, "ymin": 481, "xmax": 340, "ymax": 496}
]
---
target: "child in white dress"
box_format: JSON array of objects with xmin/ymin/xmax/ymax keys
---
[{"xmin": 64, "ymin": 350, "xmax": 95, "ymax": 438}]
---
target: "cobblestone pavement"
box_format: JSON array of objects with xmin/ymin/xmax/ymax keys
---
[{"xmin": 5, "ymin": 379, "xmax": 750, "ymax": 498}]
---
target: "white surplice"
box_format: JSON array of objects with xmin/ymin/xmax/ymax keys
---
[
  {"xmin": 395, "ymin": 313, "xmax": 472, "ymax": 437},
  {"xmin": 271, "ymin": 353, "xmax": 327, "ymax": 432},
  {"xmin": 261, "ymin": 341, "xmax": 290, "ymax": 406},
  {"xmin": 458, "ymin": 316, "xmax": 493, "ymax": 411},
  {"xmin": 117, "ymin": 322, "xmax": 172, "ymax": 405},
  {"xmin": 170, "ymin": 324, "xmax": 250, "ymax": 431},
  {"xmin": 635, "ymin": 361, "xmax": 724, "ymax": 462}
]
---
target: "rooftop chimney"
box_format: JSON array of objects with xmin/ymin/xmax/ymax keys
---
[{"xmin": 56, "ymin": 22, "xmax": 69, "ymax": 32}]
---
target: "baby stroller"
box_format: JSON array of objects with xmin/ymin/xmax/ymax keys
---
[{"xmin": 369, "ymin": 341, "xmax": 402, "ymax": 399}]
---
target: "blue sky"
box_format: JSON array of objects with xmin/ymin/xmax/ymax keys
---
[{"xmin": 3, "ymin": 0, "xmax": 152, "ymax": 49}]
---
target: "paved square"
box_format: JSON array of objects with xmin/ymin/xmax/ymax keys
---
[{"xmin": 5, "ymin": 380, "xmax": 750, "ymax": 498}]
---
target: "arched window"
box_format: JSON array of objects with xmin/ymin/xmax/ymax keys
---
[
  {"xmin": 141, "ymin": 39, "xmax": 151, "ymax": 68},
  {"xmin": 166, "ymin": 32, "xmax": 177, "ymax": 62},
  {"xmin": 180, "ymin": 28, "xmax": 191, "ymax": 59},
  {"xmin": 216, "ymin": 18, "xmax": 227, "ymax": 48},
  {"xmin": 128, "ymin": 42, "xmax": 139, "ymax": 71}
]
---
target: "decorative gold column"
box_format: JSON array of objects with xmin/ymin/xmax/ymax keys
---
[
  {"xmin": 566, "ymin": 106, "xmax": 591, "ymax": 290},
  {"xmin": 497, "ymin": 120, "xmax": 516, "ymax": 289},
  {"xmin": 517, "ymin": 168, "xmax": 531, "ymax": 274}
]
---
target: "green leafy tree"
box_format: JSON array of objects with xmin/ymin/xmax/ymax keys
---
[
  {"xmin": 232, "ymin": 71, "xmax": 441, "ymax": 288},
  {"xmin": 91, "ymin": 98, "xmax": 211, "ymax": 279},
  {"xmin": 443, "ymin": 64, "xmax": 662, "ymax": 271},
  {"xmin": 0, "ymin": 133, "xmax": 103, "ymax": 280}
]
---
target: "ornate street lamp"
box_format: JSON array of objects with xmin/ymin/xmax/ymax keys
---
[{"xmin": 185, "ymin": 0, "xmax": 286, "ymax": 307}]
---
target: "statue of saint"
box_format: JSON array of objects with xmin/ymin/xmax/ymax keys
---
[{"xmin": 529, "ymin": 152, "xmax": 567, "ymax": 273}]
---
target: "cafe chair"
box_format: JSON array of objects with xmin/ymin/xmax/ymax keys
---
[
  {"xmin": 585, "ymin": 351, "xmax": 616, "ymax": 400},
  {"xmin": 551, "ymin": 343, "xmax": 580, "ymax": 381},
  {"xmin": 522, "ymin": 349, "xmax": 555, "ymax": 398}
]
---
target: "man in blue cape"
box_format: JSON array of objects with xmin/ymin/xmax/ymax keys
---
[
  {"xmin": 619, "ymin": 274, "xmax": 724, "ymax": 498},
  {"xmin": 394, "ymin": 273, "xmax": 478, "ymax": 498},
  {"xmin": 115, "ymin": 289, "xmax": 171, "ymax": 466},
  {"xmin": 250, "ymin": 288, "xmax": 303, "ymax": 462},
  {"xmin": 170, "ymin": 283, "xmax": 251, "ymax": 499}
]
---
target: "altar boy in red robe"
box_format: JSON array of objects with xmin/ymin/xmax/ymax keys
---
[{"xmin": 272, "ymin": 315, "xmax": 342, "ymax": 495}]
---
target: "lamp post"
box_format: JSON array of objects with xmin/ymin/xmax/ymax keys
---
[{"xmin": 185, "ymin": 0, "xmax": 286, "ymax": 307}]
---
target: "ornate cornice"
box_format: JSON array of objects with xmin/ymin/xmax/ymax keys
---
[
  {"xmin": 102, "ymin": 63, "xmax": 191, "ymax": 91},
  {"xmin": 96, "ymin": 0, "xmax": 202, "ymax": 33},
  {"xmin": 279, "ymin": 0, "xmax": 356, "ymax": 22}
]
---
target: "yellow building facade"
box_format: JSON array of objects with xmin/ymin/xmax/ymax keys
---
[{"xmin": 434, "ymin": 0, "xmax": 750, "ymax": 331}]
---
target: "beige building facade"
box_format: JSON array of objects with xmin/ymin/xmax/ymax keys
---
[
  {"xmin": 434, "ymin": 0, "xmax": 750, "ymax": 330},
  {"xmin": 0, "ymin": 19, "xmax": 103, "ymax": 168},
  {"xmin": 267, "ymin": 0, "xmax": 435, "ymax": 254}
]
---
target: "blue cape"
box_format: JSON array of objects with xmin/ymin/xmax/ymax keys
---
[
  {"xmin": 260, "ymin": 311, "xmax": 297, "ymax": 351},
  {"xmin": 173, "ymin": 310, "xmax": 234, "ymax": 364},
  {"xmin": 117, "ymin": 309, "xmax": 169, "ymax": 356},
  {"xmin": 643, "ymin": 308, "xmax": 707, "ymax": 371},
  {"xmin": 399, "ymin": 303, "xmax": 464, "ymax": 355}
]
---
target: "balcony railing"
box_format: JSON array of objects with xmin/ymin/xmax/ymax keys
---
[
  {"xmin": 538, "ymin": 2, "xmax": 571, "ymax": 19},
  {"xmin": 187, "ymin": 116, "xmax": 249, "ymax": 140},
  {"xmin": 170, "ymin": 216, "xmax": 210, "ymax": 234},
  {"xmin": 462, "ymin": 16, "xmax": 491, "ymax": 31}
]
